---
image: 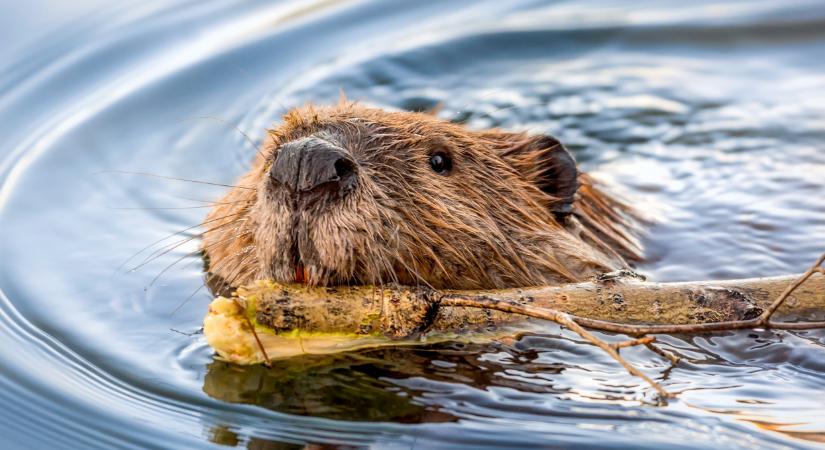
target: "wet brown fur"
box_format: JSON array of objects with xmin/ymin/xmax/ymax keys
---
[{"xmin": 202, "ymin": 102, "xmax": 642, "ymax": 291}]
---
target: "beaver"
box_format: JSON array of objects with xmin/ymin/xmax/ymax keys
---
[{"xmin": 202, "ymin": 102, "xmax": 642, "ymax": 292}]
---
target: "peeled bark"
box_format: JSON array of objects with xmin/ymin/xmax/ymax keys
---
[{"xmin": 203, "ymin": 273, "xmax": 825, "ymax": 365}]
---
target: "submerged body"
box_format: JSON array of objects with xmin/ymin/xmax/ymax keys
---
[{"xmin": 202, "ymin": 103, "xmax": 641, "ymax": 292}]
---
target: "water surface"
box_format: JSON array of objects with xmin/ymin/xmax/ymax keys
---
[{"xmin": 1, "ymin": 1, "xmax": 824, "ymax": 448}]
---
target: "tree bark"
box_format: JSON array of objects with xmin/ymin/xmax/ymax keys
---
[{"xmin": 440, "ymin": 272, "xmax": 825, "ymax": 330}]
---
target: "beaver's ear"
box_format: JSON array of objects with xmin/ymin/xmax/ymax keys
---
[{"xmin": 489, "ymin": 133, "xmax": 579, "ymax": 218}]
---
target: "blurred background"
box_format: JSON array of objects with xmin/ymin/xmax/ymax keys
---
[
  {"xmin": 0, "ymin": 1, "xmax": 824, "ymax": 449},
  {"xmin": 0, "ymin": 1, "xmax": 101, "ymax": 58}
]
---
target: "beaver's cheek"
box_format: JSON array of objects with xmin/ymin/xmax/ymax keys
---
[{"xmin": 253, "ymin": 198, "xmax": 294, "ymax": 283}]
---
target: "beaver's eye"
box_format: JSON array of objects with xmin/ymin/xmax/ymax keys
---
[{"xmin": 429, "ymin": 152, "xmax": 452, "ymax": 175}]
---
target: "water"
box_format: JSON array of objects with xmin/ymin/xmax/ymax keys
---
[{"xmin": 1, "ymin": 0, "xmax": 824, "ymax": 448}]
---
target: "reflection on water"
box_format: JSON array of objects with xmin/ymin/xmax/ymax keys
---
[
  {"xmin": 204, "ymin": 353, "xmax": 456, "ymax": 423},
  {"xmin": 0, "ymin": 0, "xmax": 824, "ymax": 448}
]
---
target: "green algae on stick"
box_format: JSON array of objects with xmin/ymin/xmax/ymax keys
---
[
  {"xmin": 203, "ymin": 281, "xmax": 527, "ymax": 364},
  {"xmin": 204, "ymin": 295, "xmax": 408, "ymax": 364}
]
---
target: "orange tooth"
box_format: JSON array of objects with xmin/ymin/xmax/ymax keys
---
[
  {"xmin": 295, "ymin": 263, "xmax": 305, "ymax": 284},
  {"xmin": 294, "ymin": 263, "xmax": 311, "ymax": 284}
]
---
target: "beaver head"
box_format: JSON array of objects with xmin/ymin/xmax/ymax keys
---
[{"xmin": 202, "ymin": 102, "xmax": 641, "ymax": 291}]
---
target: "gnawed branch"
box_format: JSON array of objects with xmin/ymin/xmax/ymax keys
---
[{"xmin": 204, "ymin": 253, "xmax": 825, "ymax": 399}]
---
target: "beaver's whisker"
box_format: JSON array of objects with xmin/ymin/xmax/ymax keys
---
[
  {"xmin": 118, "ymin": 211, "xmax": 246, "ymax": 272},
  {"xmin": 179, "ymin": 229, "xmax": 249, "ymax": 275},
  {"xmin": 216, "ymin": 248, "xmax": 255, "ymax": 287},
  {"xmin": 168, "ymin": 194, "xmax": 255, "ymax": 206},
  {"xmin": 131, "ymin": 217, "xmax": 246, "ymax": 272},
  {"xmin": 95, "ymin": 170, "xmax": 255, "ymax": 190},
  {"xmin": 387, "ymin": 226, "xmax": 433, "ymax": 290},
  {"xmin": 178, "ymin": 252, "xmax": 208, "ymax": 272},
  {"xmin": 110, "ymin": 205, "xmax": 239, "ymax": 211},
  {"xmin": 177, "ymin": 115, "xmax": 263, "ymax": 159},
  {"xmin": 200, "ymin": 230, "xmax": 249, "ymax": 251},
  {"xmin": 385, "ymin": 228, "xmax": 405, "ymax": 286},
  {"xmin": 230, "ymin": 253, "xmax": 256, "ymax": 284},
  {"xmin": 384, "ymin": 249, "xmax": 399, "ymax": 286},
  {"xmin": 368, "ymin": 246, "xmax": 388, "ymax": 289},
  {"xmin": 367, "ymin": 212, "xmax": 396, "ymax": 287},
  {"xmin": 204, "ymin": 268, "xmax": 235, "ymax": 298},
  {"xmin": 397, "ymin": 221, "xmax": 452, "ymax": 284},
  {"xmin": 135, "ymin": 220, "xmax": 242, "ymax": 270},
  {"xmin": 400, "ymin": 255, "xmax": 432, "ymax": 290},
  {"xmin": 123, "ymin": 233, "xmax": 198, "ymax": 273},
  {"xmin": 169, "ymin": 282, "xmax": 208, "ymax": 317},
  {"xmin": 147, "ymin": 249, "xmax": 201, "ymax": 290},
  {"xmin": 208, "ymin": 241, "xmax": 254, "ymax": 277},
  {"xmin": 147, "ymin": 230, "xmax": 250, "ymax": 289}
]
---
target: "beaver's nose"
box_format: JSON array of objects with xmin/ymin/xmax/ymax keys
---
[{"xmin": 270, "ymin": 136, "xmax": 357, "ymax": 194}]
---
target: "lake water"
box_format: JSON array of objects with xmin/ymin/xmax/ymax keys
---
[{"xmin": 1, "ymin": 1, "xmax": 824, "ymax": 448}]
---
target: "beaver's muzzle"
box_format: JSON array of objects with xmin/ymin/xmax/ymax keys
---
[{"xmin": 270, "ymin": 135, "xmax": 358, "ymax": 197}]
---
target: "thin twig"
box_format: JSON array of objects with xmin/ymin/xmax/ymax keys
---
[
  {"xmin": 611, "ymin": 336, "xmax": 656, "ymax": 350},
  {"xmin": 569, "ymin": 316, "xmax": 825, "ymax": 336},
  {"xmin": 644, "ymin": 342, "xmax": 681, "ymax": 365},
  {"xmin": 441, "ymin": 296, "xmax": 673, "ymax": 397},
  {"xmin": 758, "ymin": 252, "xmax": 825, "ymax": 326},
  {"xmin": 231, "ymin": 298, "xmax": 271, "ymax": 367},
  {"xmin": 559, "ymin": 315, "xmax": 673, "ymax": 398}
]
